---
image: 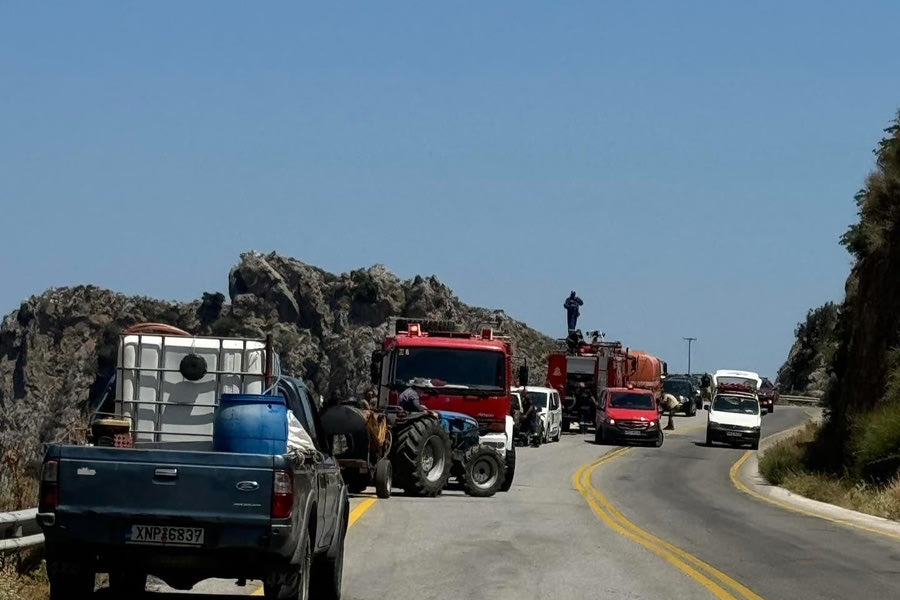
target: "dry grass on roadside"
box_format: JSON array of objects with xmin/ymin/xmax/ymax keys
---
[
  {"xmin": 0, "ymin": 557, "xmax": 48, "ymax": 600},
  {"xmin": 760, "ymin": 424, "xmax": 900, "ymax": 521},
  {"xmin": 0, "ymin": 449, "xmax": 39, "ymax": 513}
]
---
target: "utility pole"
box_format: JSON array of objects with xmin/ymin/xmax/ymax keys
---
[{"xmin": 683, "ymin": 337, "xmax": 697, "ymax": 375}]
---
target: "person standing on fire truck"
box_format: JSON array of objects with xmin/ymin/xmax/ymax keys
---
[{"xmin": 564, "ymin": 291, "xmax": 584, "ymax": 331}]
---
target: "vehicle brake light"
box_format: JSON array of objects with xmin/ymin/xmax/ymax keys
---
[
  {"xmin": 409, "ymin": 323, "xmax": 421, "ymax": 336},
  {"xmin": 40, "ymin": 458, "xmax": 59, "ymax": 511},
  {"xmin": 271, "ymin": 469, "xmax": 293, "ymax": 519}
]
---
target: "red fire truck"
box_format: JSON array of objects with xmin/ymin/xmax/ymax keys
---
[
  {"xmin": 546, "ymin": 336, "xmax": 630, "ymax": 432},
  {"xmin": 372, "ymin": 318, "xmax": 521, "ymax": 490}
]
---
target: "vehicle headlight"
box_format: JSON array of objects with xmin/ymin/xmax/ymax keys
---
[
  {"xmin": 607, "ymin": 417, "xmax": 616, "ymax": 425},
  {"xmin": 648, "ymin": 420, "xmax": 657, "ymax": 428}
]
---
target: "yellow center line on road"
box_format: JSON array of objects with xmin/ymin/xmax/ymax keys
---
[
  {"xmin": 251, "ymin": 497, "xmax": 377, "ymax": 595},
  {"xmin": 729, "ymin": 428, "xmax": 900, "ymax": 541},
  {"xmin": 574, "ymin": 446, "xmax": 765, "ymax": 600}
]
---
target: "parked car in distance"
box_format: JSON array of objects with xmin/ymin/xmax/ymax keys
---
[
  {"xmin": 758, "ymin": 377, "xmax": 778, "ymax": 414},
  {"xmin": 663, "ymin": 375, "xmax": 699, "ymax": 415},
  {"xmin": 595, "ymin": 387, "xmax": 663, "ymax": 447}
]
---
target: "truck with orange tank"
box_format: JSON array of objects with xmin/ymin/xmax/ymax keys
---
[{"xmin": 627, "ymin": 350, "xmax": 668, "ymax": 408}]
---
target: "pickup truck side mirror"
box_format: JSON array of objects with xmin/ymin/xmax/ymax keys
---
[
  {"xmin": 703, "ymin": 404, "xmax": 710, "ymax": 411},
  {"xmin": 370, "ymin": 350, "xmax": 382, "ymax": 385}
]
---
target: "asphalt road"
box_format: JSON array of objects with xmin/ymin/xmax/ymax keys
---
[{"xmin": 116, "ymin": 406, "xmax": 899, "ymax": 599}]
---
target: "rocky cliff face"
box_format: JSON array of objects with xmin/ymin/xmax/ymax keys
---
[
  {"xmin": 798, "ymin": 112, "xmax": 900, "ymax": 474},
  {"xmin": 776, "ymin": 302, "xmax": 839, "ymax": 396},
  {"xmin": 0, "ymin": 252, "xmax": 555, "ymax": 478}
]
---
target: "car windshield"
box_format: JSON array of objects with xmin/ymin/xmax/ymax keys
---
[
  {"xmin": 394, "ymin": 347, "xmax": 505, "ymax": 390},
  {"xmin": 608, "ymin": 392, "xmax": 655, "ymax": 409},
  {"xmin": 664, "ymin": 380, "xmax": 693, "ymax": 396},
  {"xmin": 713, "ymin": 395, "xmax": 759, "ymax": 415},
  {"xmin": 526, "ymin": 391, "xmax": 548, "ymax": 408}
]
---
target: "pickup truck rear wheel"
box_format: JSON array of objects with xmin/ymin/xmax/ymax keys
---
[
  {"xmin": 462, "ymin": 445, "xmax": 506, "ymax": 497},
  {"xmin": 392, "ymin": 415, "xmax": 451, "ymax": 497},
  {"xmin": 265, "ymin": 533, "xmax": 311, "ymax": 600},
  {"xmin": 310, "ymin": 501, "xmax": 348, "ymax": 600},
  {"xmin": 374, "ymin": 458, "xmax": 392, "ymax": 498},
  {"xmin": 499, "ymin": 444, "xmax": 516, "ymax": 492},
  {"xmin": 48, "ymin": 564, "xmax": 94, "ymax": 600}
]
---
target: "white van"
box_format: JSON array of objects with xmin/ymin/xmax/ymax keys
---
[
  {"xmin": 704, "ymin": 382, "xmax": 762, "ymax": 449},
  {"xmin": 515, "ymin": 386, "xmax": 563, "ymax": 443}
]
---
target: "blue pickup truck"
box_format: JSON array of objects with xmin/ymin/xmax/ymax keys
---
[{"xmin": 37, "ymin": 329, "xmax": 348, "ymax": 600}]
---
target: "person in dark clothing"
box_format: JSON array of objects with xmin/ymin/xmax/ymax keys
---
[
  {"xmin": 700, "ymin": 373, "xmax": 712, "ymax": 405},
  {"xmin": 564, "ymin": 291, "xmax": 584, "ymax": 331},
  {"xmin": 520, "ymin": 393, "xmax": 542, "ymax": 447},
  {"xmin": 398, "ymin": 378, "xmax": 431, "ymax": 413}
]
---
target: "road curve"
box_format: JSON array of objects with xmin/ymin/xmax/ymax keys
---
[
  {"xmin": 590, "ymin": 407, "xmax": 900, "ymax": 600},
  {"xmin": 110, "ymin": 406, "xmax": 898, "ymax": 599}
]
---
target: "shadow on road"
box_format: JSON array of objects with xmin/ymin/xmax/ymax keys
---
[{"xmin": 691, "ymin": 441, "xmax": 752, "ymax": 451}]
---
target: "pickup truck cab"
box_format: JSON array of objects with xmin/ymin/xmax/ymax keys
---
[
  {"xmin": 704, "ymin": 385, "xmax": 762, "ymax": 449},
  {"xmin": 38, "ymin": 329, "xmax": 348, "ymax": 600},
  {"xmin": 594, "ymin": 387, "xmax": 663, "ymax": 447}
]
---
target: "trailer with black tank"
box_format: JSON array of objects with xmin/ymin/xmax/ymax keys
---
[{"xmin": 37, "ymin": 324, "xmax": 348, "ymax": 600}]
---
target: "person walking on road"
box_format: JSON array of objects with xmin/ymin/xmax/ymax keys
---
[
  {"xmin": 564, "ymin": 291, "xmax": 584, "ymax": 332},
  {"xmin": 662, "ymin": 393, "xmax": 679, "ymax": 430},
  {"xmin": 700, "ymin": 373, "xmax": 712, "ymax": 404}
]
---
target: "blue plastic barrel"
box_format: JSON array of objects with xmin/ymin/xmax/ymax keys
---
[{"xmin": 213, "ymin": 394, "xmax": 288, "ymax": 455}]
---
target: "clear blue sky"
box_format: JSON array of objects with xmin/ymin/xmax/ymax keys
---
[{"xmin": 3, "ymin": 2, "xmax": 899, "ymax": 378}]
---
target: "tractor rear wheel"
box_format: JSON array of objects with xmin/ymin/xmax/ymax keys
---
[{"xmin": 392, "ymin": 415, "xmax": 451, "ymax": 497}]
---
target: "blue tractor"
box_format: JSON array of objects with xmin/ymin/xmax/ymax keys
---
[{"xmin": 435, "ymin": 411, "xmax": 507, "ymax": 497}]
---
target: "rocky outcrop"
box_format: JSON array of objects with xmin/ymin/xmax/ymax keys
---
[
  {"xmin": 776, "ymin": 302, "xmax": 839, "ymax": 396},
  {"xmin": 0, "ymin": 252, "xmax": 555, "ymax": 477}
]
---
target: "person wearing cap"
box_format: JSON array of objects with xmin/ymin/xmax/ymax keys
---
[{"xmin": 398, "ymin": 377, "xmax": 430, "ymax": 413}]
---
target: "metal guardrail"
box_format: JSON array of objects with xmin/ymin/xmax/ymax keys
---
[
  {"xmin": 0, "ymin": 508, "xmax": 43, "ymax": 554},
  {"xmin": 779, "ymin": 395, "xmax": 821, "ymax": 405}
]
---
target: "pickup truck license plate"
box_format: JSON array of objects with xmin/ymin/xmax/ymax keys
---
[
  {"xmin": 128, "ymin": 525, "xmax": 204, "ymax": 547},
  {"xmin": 623, "ymin": 430, "xmax": 642, "ymax": 436},
  {"xmin": 726, "ymin": 432, "xmax": 743, "ymax": 437}
]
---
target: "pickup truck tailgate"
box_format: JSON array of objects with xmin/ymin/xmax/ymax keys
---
[{"xmin": 55, "ymin": 446, "xmax": 277, "ymax": 546}]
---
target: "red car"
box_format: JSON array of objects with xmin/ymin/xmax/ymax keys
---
[
  {"xmin": 758, "ymin": 377, "xmax": 778, "ymax": 414},
  {"xmin": 594, "ymin": 386, "xmax": 663, "ymax": 447}
]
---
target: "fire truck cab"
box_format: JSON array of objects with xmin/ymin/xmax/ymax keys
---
[{"xmin": 372, "ymin": 319, "xmax": 517, "ymax": 472}]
